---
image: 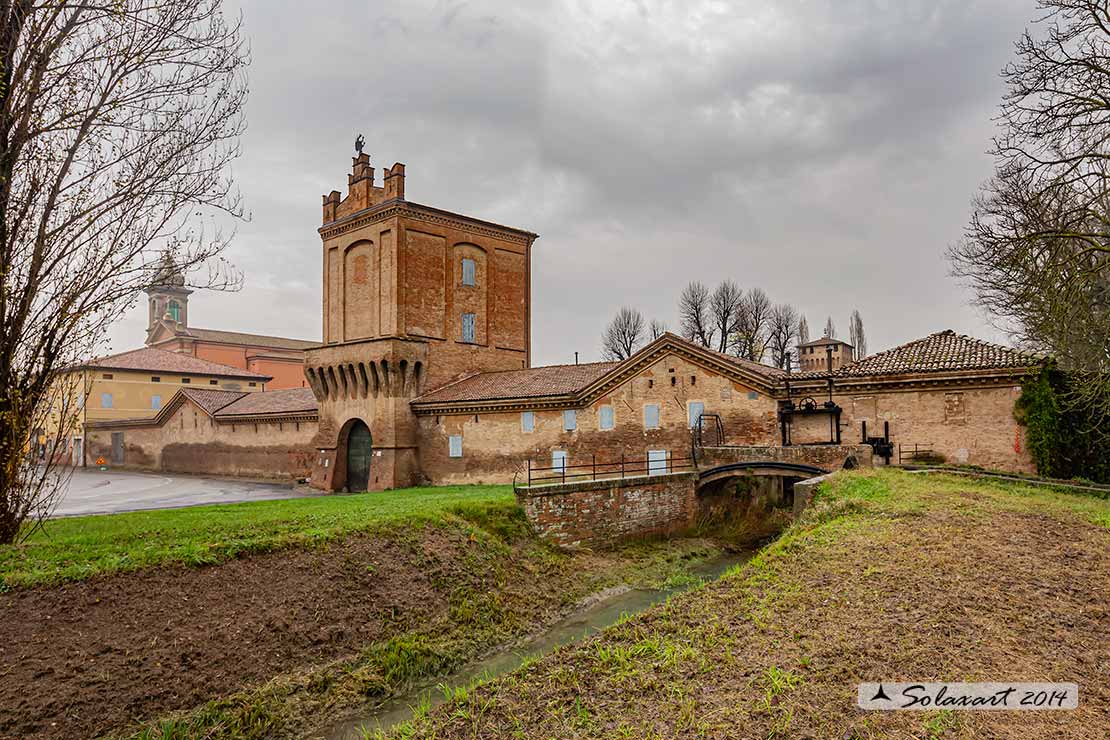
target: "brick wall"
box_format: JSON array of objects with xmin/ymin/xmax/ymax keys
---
[
  {"xmin": 516, "ymin": 472, "xmax": 697, "ymax": 548},
  {"xmin": 85, "ymin": 398, "xmax": 317, "ymax": 480},
  {"xmin": 791, "ymin": 384, "xmax": 1032, "ymax": 472},
  {"xmin": 417, "ymin": 354, "xmax": 779, "ymax": 485}
]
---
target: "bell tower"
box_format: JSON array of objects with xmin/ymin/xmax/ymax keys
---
[
  {"xmin": 144, "ymin": 254, "xmax": 192, "ymax": 339},
  {"xmin": 305, "ymin": 149, "xmax": 538, "ymax": 492}
]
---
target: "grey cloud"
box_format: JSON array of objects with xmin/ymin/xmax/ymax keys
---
[{"xmin": 110, "ymin": 0, "xmax": 1037, "ymax": 368}]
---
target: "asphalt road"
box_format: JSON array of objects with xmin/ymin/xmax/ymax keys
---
[{"xmin": 51, "ymin": 468, "xmax": 321, "ymax": 517}]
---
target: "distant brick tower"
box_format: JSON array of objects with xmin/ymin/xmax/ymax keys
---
[{"xmin": 305, "ymin": 152, "xmax": 538, "ymax": 491}]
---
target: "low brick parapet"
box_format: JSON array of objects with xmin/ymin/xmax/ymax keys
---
[{"xmin": 515, "ymin": 472, "xmax": 697, "ymax": 549}]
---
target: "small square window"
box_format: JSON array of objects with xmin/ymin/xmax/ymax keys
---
[
  {"xmin": 599, "ymin": 405, "xmax": 615, "ymax": 430},
  {"xmin": 521, "ymin": 411, "xmax": 535, "ymax": 433},
  {"xmin": 461, "ymin": 257, "xmax": 476, "ymax": 286},
  {"xmin": 644, "ymin": 404, "xmax": 660, "ymax": 429},
  {"xmin": 747, "ymin": 391, "xmax": 759, "ymax": 400},
  {"xmin": 102, "ymin": 373, "xmax": 113, "ymax": 380},
  {"xmin": 249, "ymin": 382, "xmax": 257, "ymax": 387},
  {"xmin": 209, "ymin": 379, "xmax": 219, "ymax": 386},
  {"xmin": 181, "ymin": 377, "xmax": 191, "ymax": 384},
  {"xmin": 563, "ymin": 409, "xmax": 577, "ymax": 431},
  {"xmin": 448, "ymin": 434, "xmax": 463, "ymax": 458},
  {"xmin": 151, "ymin": 376, "xmax": 160, "ymax": 383}
]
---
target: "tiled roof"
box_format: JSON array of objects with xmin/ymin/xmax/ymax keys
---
[
  {"xmin": 701, "ymin": 343, "xmax": 788, "ymax": 381},
  {"xmin": 178, "ymin": 327, "xmax": 318, "ymax": 351},
  {"xmin": 797, "ymin": 336, "xmax": 852, "ymax": 348},
  {"xmin": 415, "ymin": 362, "xmax": 620, "ymax": 404},
  {"xmin": 215, "ymin": 387, "xmax": 318, "ymax": 416},
  {"xmin": 179, "ymin": 388, "xmax": 247, "ymax": 415},
  {"xmin": 82, "ymin": 347, "xmax": 271, "ymax": 380},
  {"xmin": 836, "ymin": 330, "xmax": 1043, "ymax": 377}
]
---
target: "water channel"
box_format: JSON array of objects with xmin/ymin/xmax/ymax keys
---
[{"xmin": 326, "ymin": 549, "xmax": 755, "ymax": 739}]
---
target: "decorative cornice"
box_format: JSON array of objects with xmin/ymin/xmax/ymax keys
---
[{"xmin": 319, "ymin": 201, "xmax": 537, "ymax": 246}]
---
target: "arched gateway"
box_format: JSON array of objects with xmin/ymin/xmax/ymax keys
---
[{"xmin": 346, "ymin": 420, "xmax": 372, "ymax": 492}]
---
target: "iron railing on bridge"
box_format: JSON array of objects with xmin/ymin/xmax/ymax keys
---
[{"xmin": 519, "ymin": 450, "xmax": 695, "ymax": 488}]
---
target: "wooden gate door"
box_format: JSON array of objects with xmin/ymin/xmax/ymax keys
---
[{"xmin": 346, "ymin": 421, "xmax": 372, "ymax": 492}]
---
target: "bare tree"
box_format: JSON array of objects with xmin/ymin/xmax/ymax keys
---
[
  {"xmin": 798, "ymin": 314, "xmax": 810, "ymax": 345},
  {"xmin": 849, "ymin": 309, "xmax": 868, "ymax": 360},
  {"xmin": 678, "ymin": 281, "xmax": 715, "ymax": 348},
  {"xmin": 767, "ymin": 303, "xmax": 800, "ymax": 370},
  {"xmin": 950, "ymin": 0, "xmax": 1110, "ymax": 423},
  {"xmin": 709, "ymin": 280, "xmax": 743, "ymax": 353},
  {"xmin": 0, "ymin": 1, "xmax": 248, "ymax": 544},
  {"xmin": 601, "ymin": 306, "xmax": 646, "ymax": 360},
  {"xmin": 823, "ymin": 316, "xmax": 837, "ymax": 339},
  {"xmin": 648, "ymin": 319, "xmax": 668, "ymax": 341},
  {"xmin": 734, "ymin": 288, "xmax": 772, "ymax": 362}
]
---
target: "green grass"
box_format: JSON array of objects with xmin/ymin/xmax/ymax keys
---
[{"xmin": 0, "ymin": 484, "xmax": 514, "ymax": 589}]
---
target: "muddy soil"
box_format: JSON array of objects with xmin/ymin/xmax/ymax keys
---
[
  {"xmin": 393, "ymin": 496, "xmax": 1110, "ymax": 738},
  {"xmin": 0, "ymin": 524, "xmax": 652, "ymax": 739}
]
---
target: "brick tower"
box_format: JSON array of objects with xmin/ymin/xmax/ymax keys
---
[{"xmin": 305, "ymin": 152, "xmax": 538, "ymax": 491}]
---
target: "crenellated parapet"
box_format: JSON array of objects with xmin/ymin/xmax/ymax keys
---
[{"xmin": 321, "ymin": 153, "xmax": 405, "ymax": 223}]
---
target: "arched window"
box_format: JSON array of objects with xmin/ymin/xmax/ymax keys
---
[{"xmin": 168, "ymin": 300, "xmax": 180, "ymax": 322}]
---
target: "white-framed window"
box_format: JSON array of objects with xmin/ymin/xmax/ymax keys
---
[
  {"xmin": 563, "ymin": 409, "xmax": 577, "ymax": 431},
  {"xmin": 644, "ymin": 403, "xmax": 660, "ymax": 429},
  {"xmin": 598, "ymin": 405, "xmax": 615, "ymax": 430},
  {"xmin": 648, "ymin": 449, "xmax": 669, "ymax": 475},
  {"xmin": 461, "ymin": 312, "xmax": 476, "ymax": 343},
  {"xmin": 461, "ymin": 257, "xmax": 476, "ymax": 286},
  {"xmin": 688, "ymin": 401, "xmax": 705, "ymax": 428},
  {"xmin": 151, "ymin": 395, "xmax": 162, "ymax": 411},
  {"xmin": 552, "ymin": 449, "xmax": 568, "ymax": 473},
  {"xmin": 101, "ymin": 392, "xmax": 113, "ymax": 409},
  {"xmin": 521, "ymin": 410, "xmax": 535, "ymax": 433},
  {"xmin": 448, "ymin": 434, "xmax": 463, "ymax": 458}
]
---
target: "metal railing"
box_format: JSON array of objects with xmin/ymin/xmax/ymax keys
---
[
  {"xmin": 898, "ymin": 443, "xmax": 938, "ymax": 464},
  {"xmin": 521, "ymin": 450, "xmax": 695, "ymax": 487}
]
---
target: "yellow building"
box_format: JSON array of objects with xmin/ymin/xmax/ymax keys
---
[{"xmin": 52, "ymin": 346, "xmax": 271, "ymax": 465}]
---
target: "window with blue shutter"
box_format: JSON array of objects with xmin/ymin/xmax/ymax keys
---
[
  {"xmin": 461, "ymin": 258, "xmax": 476, "ymax": 286},
  {"xmin": 563, "ymin": 409, "xmax": 577, "ymax": 431},
  {"xmin": 151, "ymin": 395, "xmax": 162, "ymax": 411},
  {"xmin": 644, "ymin": 403, "xmax": 660, "ymax": 429},
  {"xmin": 688, "ymin": 401, "xmax": 705, "ymax": 428},
  {"xmin": 599, "ymin": 405, "xmax": 615, "ymax": 430},
  {"xmin": 461, "ymin": 313, "xmax": 476, "ymax": 343},
  {"xmin": 521, "ymin": 411, "xmax": 535, "ymax": 432},
  {"xmin": 648, "ymin": 449, "xmax": 668, "ymax": 475},
  {"xmin": 101, "ymin": 392, "xmax": 113, "ymax": 409},
  {"xmin": 448, "ymin": 435, "xmax": 463, "ymax": 458},
  {"xmin": 552, "ymin": 449, "xmax": 567, "ymax": 472}
]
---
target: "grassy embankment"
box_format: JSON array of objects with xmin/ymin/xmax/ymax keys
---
[
  {"xmin": 0, "ymin": 483, "xmax": 737, "ymax": 739},
  {"xmin": 384, "ymin": 469, "xmax": 1110, "ymax": 740},
  {"xmin": 1, "ymin": 484, "xmax": 517, "ymax": 589}
]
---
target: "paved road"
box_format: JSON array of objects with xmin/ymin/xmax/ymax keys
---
[{"xmin": 51, "ymin": 468, "xmax": 321, "ymax": 517}]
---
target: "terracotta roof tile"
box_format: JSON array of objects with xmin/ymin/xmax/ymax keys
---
[
  {"xmin": 83, "ymin": 347, "xmax": 271, "ymax": 380},
  {"xmin": 179, "ymin": 388, "xmax": 247, "ymax": 415},
  {"xmin": 414, "ymin": 362, "xmax": 620, "ymax": 404},
  {"xmin": 836, "ymin": 330, "xmax": 1043, "ymax": 377},
  {"xmin": 215, "ymin": 387, "xmax": 318, "ymax": 416},
  {"xmin": 177, "ymin": 327, "xmax": 318, "ymax": 351}
]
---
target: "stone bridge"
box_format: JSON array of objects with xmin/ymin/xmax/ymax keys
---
[{"xmin": 516, "ymin": 444, "xmax": 872, "ymax": 548}]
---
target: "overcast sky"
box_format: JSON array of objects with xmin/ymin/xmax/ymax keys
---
[{"xmin": 109, "ymin": 0, "xmax": 1038, "ymax": 367}]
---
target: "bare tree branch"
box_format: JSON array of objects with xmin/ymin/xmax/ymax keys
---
[
  {"xmin": 601, "ymin": 306, "xmax": 646, "ymax": 361},
  {"xmin": 678, "ymin": 281, "xmax": 715, "ymax": 348},
  {"xmin": 0, "ymin": 0, "xmax": 248, "ymax": 543}
]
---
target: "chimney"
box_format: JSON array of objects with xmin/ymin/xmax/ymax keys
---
[{"xmin": 384, "ymin": 162, "xmax": 405, "ymax": 200}]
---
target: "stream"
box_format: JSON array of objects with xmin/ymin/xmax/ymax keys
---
[{"xmin": 325, "ymin": 549, "xmax": 755, "ymax": 739}]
